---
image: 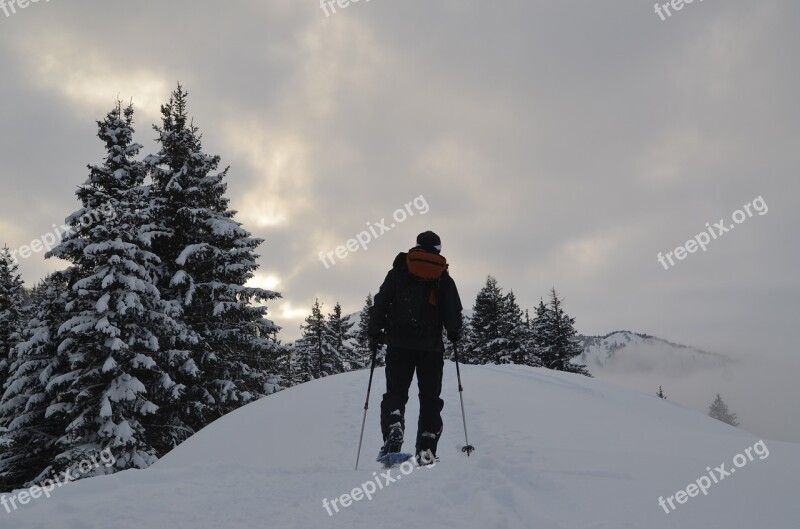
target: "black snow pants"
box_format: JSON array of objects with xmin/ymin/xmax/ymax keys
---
[{"xmin": 380, "ymin": 346, "xmax": 444, "ymax": 456}]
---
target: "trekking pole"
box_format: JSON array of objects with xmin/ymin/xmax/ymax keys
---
[
  {"xmin": 454, "ymin": 342, "xmax": 475, "ymax": 456},
  {"xmin": 355, "ymin": 347, "xmax": 379, "ymax": 470}
]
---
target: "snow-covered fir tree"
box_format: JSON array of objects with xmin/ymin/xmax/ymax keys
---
[
  {"xmin": 291, "ymin": 319, "xmax": 316, "ymax": 384},
  {"xmin": 465, "ymin": 276, "xmax": 527, "ymax": 365},
  {"xmin": 0, "ymin": 274, "xmax": 70, "ymax": 490},
  {"xmin": 293, "ymin": 299, "xmax": 340, "ymax": 381},
  {"xmin": 353, "ymin": 294, "xmax": 376, "ymax": 368},
  {"xmin": 327, "ymin": 302, "xmax": 357, "ymax": 371},
  {"xmin": 520, "ymin": 309, "xmax": 542, "ymax": 367},
  {"xmin": 463, "ymin": 276, "xmax": 503, "ymax": 364},
  {"xmin": 261, "ymin": 346, "xmax": 291, "ymax": 395},
  {"xmin": 44, "ymin": 103, "xmax": 194, "ymax": 475},
  {"xmin": 500, "ymin": 290, "xmax": 530, "ymax": 365},
  {"xmin": 529, "ymin": 299, "xmax": 548, "ymax": 365},
  {"xmin": 708, "ymin": 393, "xmax": 739, "ymax": 427},
  {"xmin": 147, "ymin": 85, "xmax": 283, "ymax": 429},
  {"xmin": 0, "ymin": 246, "xmax": 25, "ymax": 390},
  {"xmin": 274, "ymin": 345, "xmax": 297, "ymax": 389},
  {"xmin": 532, "ymin": 288, "xmax": 590, "ymax": 376}
]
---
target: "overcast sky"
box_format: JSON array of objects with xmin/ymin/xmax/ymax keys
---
[{"xmin": 1, "ymin": 1, "xmax": 798, "ymax": 440}]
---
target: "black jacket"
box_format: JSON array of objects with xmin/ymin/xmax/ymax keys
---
[{"xmin": 369, "ymin": 251, "xmax": 463, "ymax": 352}]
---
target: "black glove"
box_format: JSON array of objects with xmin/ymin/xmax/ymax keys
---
[
  {"xmin": 368, "ymin": 332, "xmax": 384, "ymax": 353},
  {"xmin": 447, "ymin": 329, "xmax": 462, "ymax": 344}
]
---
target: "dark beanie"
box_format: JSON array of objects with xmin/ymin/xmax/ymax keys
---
[{"xmin": 416, "ymin": 231, "xmax": 442, "ymax": 253}]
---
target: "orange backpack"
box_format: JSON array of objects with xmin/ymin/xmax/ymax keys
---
[{"xmin": 406, "ymin": 248, "xmax": 447, "ymax": 305}]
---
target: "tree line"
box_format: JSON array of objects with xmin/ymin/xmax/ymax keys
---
[
  {"xmin": 280, "ymin": 276, "xmax": 591, "ymax": 387},
  {"xmin": 457, "ymin": 277, "xmax": 590, "ymax": 375}
]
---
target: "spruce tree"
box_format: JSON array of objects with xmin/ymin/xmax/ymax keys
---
[
  {"xmin": 529, "ymin": 299, "xmax": 548, "ymax": 366},
  {"xmin": 0, "ymin": 246, "xmax": 25, "ymax": 390},
  {"xmin": 532, "ymin": 288, "xmax": 591, "ymax": 376},
  {"xmin": 45, "ymin": 103, "xmax": 192, "ymax": 474},
  {"xmin": 274, "ymin": 345, "xmax": 297, "ymax": 389},
  {"xmin": 465, "ymin": 276, "xmax": 507, "ymax": 364},
  {"xmin": 328, "ymin": 302, "xmax": 356, "ymax": 371},
  {"xmin": 353, "ymin": 294, "xmax": 376, "ymax": 368},
  {"xmin": 0, "ymin": 274, "xmax": 70, "ymax": 490},
  {"xmin": 708, "ymin": 393, "xmax": 739, "ymax": 427},
  {"xmin": 293, "ymin": 300, "xmax": 340, "ymax": 381},
  {"xmin": 499, "ymin": 290, "xmax": 528, "ymax": 365},
  {"xmin": 466, "ymin": 277, "xmax": 532, "ymax": 365},
  {"xmin": 289, "ymin": 343, "xmax": 313, "ymax": 385},
  {"xmin": 517, "ymin": 309, "xmax": 541, "ymax": 367},
  {"xmin": 292, "ymin": 304, "xmax": 317, "ymax": 383},
  {"xmin": 147, "ymin": 85, "xmax": 283, "ymax": 428}
]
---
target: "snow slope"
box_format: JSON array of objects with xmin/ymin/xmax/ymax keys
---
[{"xmin": 5, "ymin": 363, "xmax": 798, "ymax": 529}]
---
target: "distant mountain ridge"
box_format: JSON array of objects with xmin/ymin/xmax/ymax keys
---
[{"xmin": 576, "ymin": 330, "xmax": 731, "ymax": 375}]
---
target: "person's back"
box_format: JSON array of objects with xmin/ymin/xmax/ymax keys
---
[{"xmin": 368, "ymin": 231, "xmax": 463, "ymax": 462}]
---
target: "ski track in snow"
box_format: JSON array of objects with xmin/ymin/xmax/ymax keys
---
[{"xmin": 5, "ymin": 363, "xmax": 800, "ymax": 529}]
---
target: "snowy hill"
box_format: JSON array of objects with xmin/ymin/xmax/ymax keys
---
[
  {"xmin": 6, "ymin": 364, "xmax": 798, "ymax": 529},
  {"xmin": 576, "ymin": 331, "xmax": 731, "ymax": 375}
]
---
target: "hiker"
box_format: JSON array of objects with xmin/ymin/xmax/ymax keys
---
[{"xmin": 368, "ymin": 231, "xmax": 463, "ymax": 462}]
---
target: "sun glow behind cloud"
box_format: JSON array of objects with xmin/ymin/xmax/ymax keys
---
[
  {"xmin": 222, "ymin": 123, "xmax": 312, "ymax": 229},
  {"xmin": 19, "ymin": 32, "xmax": 169, "ymax": 121}
]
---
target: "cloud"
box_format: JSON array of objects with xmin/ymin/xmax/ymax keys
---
[{"xmin": 11, "ymin": 30, "xmax": 169, "ymax": 122}]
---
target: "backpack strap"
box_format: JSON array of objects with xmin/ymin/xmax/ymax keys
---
[{"xmin": 428, "ymin": 277, "xmax": 441, "ymax": 306}]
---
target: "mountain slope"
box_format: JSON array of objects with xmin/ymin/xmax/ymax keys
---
[
  {"xmin": 577, "ymin": 330, "xmax": 731, "ymax": 375},
  {"xmin": 6, "ymin": 363, "xmax": 798, "ymax": 529}
]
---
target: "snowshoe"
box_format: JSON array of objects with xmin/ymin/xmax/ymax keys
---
[{"xmin": 377, "ymin": 451, "xmax": 414, "ymax": 468}]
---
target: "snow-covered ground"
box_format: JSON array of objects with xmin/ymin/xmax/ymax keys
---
[{"xmin": 5, "ymin": 363, "xmax": 798, "ymax": 529}]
